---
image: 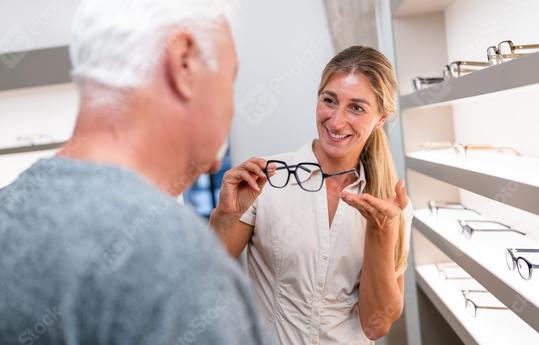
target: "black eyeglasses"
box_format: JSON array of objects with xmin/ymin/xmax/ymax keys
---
[
  {"xmin": 457, "ymin": 219, "xmax": 526, "ymax": 239},
  {"xmin": 460, "ymin": 290, "xmax": 508, "ymax": 317},
  {"xmin": 263, "ymin": 160, "xmax": 360, "ymax": 192},
  {"xmin": 505, "ymin": 248, "xmax": 539, "ymax": 280},
  {"xmin": 428, "ymin": 201, "xmax": 481, "ymax": 217}
]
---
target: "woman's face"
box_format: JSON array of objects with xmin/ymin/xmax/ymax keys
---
[{"xmin": 316, "ymin": 71, "xmax": 386, "ymax": 161}]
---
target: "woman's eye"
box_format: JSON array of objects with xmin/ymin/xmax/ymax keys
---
[
  {"xmin": 350, "ymin": 104, "xmax": 364, "ymax": 113},
  {"xmin": 323, "ymin": 97, "xmax": 336, "ymax": 105}
]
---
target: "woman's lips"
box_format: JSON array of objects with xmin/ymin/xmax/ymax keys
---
[{"xmin": 324, "ymin": 126, "xmax": 352, "ymax": 143}]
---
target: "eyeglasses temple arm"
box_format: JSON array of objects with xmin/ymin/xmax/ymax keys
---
[
  {"xmin": 476, "ymin": 306, "xmax": 508, "ymax": 310},
  {"xmin": 323, "ymin": 169, "xmax": 360, "ymax": 178},
  {"xmin": 511, "ymin": 248, "xmax": 539, "ymax": 253},
  {"xmin": 472, "ymin": 228, "xmax": 526, "ymax": 235}
]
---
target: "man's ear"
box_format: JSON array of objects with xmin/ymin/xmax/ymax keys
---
[{"xmin": 166, "ymin": 29, "xmax": 201, "ymax": 101}]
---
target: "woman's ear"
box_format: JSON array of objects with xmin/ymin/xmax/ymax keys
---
[
  {"xmin": 165, "ymin": 29, "xmax": 200, "ymax": 101},
  {"xmin": 376, "ymin": 113, "xmax": 389, "ymax": 128}
]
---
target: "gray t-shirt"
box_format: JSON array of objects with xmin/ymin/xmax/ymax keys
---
[{"xmin": 0, "ymin": 157, "xmax": 272, "ymax": 345}]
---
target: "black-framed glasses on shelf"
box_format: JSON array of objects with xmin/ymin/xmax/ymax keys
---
[
  {"xmin": 505, "ymin": 248, "xmax": 539, "ymax": 280},
  {"xmin": 487, "ymin": 40, "xmax": 539, "ymax": 65},
  {"xmin": 457, "ymin": 219, "xmax": 526, "ymax": 239},
  {"xmin": 263, "ymin": 160, "xmax": 360, "ymax": 192},
  {"xmin": 460, "ymin": 289, "xmax": 508, "ymax": 317},
  {"xmin": 443, "ymin": 61, "xmax": 489, "ymax": 79},
  {"xmin": 428, "ymin": 201, "xmax": 481, "ymax": 217},
  {"xmin": 435, "ymin": 262, "xmax": 473, "ymax": 280},
  {"xmin": 412, "ymin": 77, "xmax": 445, "ymax": 91}
]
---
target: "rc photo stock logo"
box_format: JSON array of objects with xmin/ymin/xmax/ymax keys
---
[
  {"xmin": 237, "ymin": 83, "xmax": 280, "ymax": 128},
  {"xmin": 0, "ymin": 26, "xmax": 34, "ymax": 69}
]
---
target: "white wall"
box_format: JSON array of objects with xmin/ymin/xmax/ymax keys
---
[
  {"xmin": 0, "ymin": 0, "xmax": 81, "ymax": 53},
  {"xmin": 0, "ymin": 1, "xmax": 80, "ymax": 187},
  {"xmin": 443, "ymin": 0, "xmax": 539, "ymax": 240},
  {"xmin": 229, "ymin": 0, "xmax": 335, "ymax": 164}
]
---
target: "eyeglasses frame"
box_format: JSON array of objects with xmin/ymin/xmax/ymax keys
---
[{"xmin": 263, "ymin": 160, "xmax": 360, "ymax": 192}]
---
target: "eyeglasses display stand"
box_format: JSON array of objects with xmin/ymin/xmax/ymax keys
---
[
  {"xmin": 416, "ymin": 263, "xmax": 539, "ymax": 344},
  {"xmin": 380, "ymin": 1, "xmax": 539, "ymax": 344}
]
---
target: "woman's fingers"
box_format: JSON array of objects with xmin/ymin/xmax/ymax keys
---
[
  {"xmin": 235, "ymin": 170, "xmax": 262, "ymax": 192},
  {"xmin": 362, "ymin": 193, "xmax": 394, "ymax": 216},
  {"xmin": 394, "ymin": 180, "xmax": 409, "ymax": 210},
  {"xmin": 340, "ymin": 192, "xmax": 377, "ymax": 220},
  {"xmin": 242, "ymin": 160, "xmax": 266, "ymax": 179}
]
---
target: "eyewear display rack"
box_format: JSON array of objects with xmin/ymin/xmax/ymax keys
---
[{"xmin": 378, "ymin": 0, "xmax": 539, "ymax": 344}]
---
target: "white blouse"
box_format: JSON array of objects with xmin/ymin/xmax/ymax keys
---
[{"xmin": 240, "ymin": 141, "xmax": 413, "ymax": 345}]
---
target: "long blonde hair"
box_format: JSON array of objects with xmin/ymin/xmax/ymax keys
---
[{"xmin": 318, "ymin": 46, "xmax": 407, "ymax": 275}]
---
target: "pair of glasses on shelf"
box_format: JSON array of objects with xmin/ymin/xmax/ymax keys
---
[
  {"xmin": 457, "ymin": 219, "xmax": 526, "ymax": 239},
  {"xmin": 443, "ymin": 61, "xmax": 490, "ymax": 79},
  {"xmin": 487, "ymin": 40, "xmax": 539, "ymax": 66},
  {"xmin": 435, "ymin": 262, "xmax": 473, "ymax": 280},
  {"xmin": 420, "ymin": 141, "xmax": 521, "ymax": 157},
  {"xmin": 16, "ymin": 133, "xmax": 55, "ymax": 146},
  {"xmin": 460, "ymin": 289, "xmax": 508, "ymax": 317},
  {"xmin": 428, "ymin": 201, "xmax": 481, "ymax": 217},
  {"xmin": 412, "ymin": 77, "xmax": 445, "ymax": 91},
  {"xmin": 262, "ymin": 160, "xmax": 360, "ymax": 192},
  {"xmin": 412, "ymin": 40, "xmax": 539, "ymax": 88},
  {"xmin": 506, "ymin": 248, "xmax": 539, "ymax": 280}
]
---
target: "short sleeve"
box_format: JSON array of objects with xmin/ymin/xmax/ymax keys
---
[{"xmin": 239, "ymin": 197, "xmax": 258, "ymax": 226}]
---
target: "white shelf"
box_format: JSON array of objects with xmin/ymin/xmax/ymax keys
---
[
  {"xmin": 416, "ymin": 264, "xmax": 539, "ymax": 345},
  {"xmin": 0, "ymin": 149, "xmax": 57, "ymax": 189},
  {"xmin": 392, "ymin": 0, "xmax": 455, "ymax": 17},
  {"xmin": 406, "ymin": 150, "xmax": 539, "ymax": 215},
  {"xmin": 413, "ymin": 209, "xmax": 539, "ymax": 333},
  {"xmin": 400, "ymin": 52, "xmax": 539, "ymax": 110}
]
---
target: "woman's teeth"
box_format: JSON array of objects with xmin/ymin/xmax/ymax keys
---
[{"xmin": 327, "ymin": 128, "xmax": 350, "ymax": 140}]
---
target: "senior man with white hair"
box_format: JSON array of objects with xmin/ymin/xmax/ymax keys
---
[{"xmin": 0, "ymin": 0, "xmax": 272, "ymax": 344}]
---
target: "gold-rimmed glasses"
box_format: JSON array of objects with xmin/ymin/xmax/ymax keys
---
[{"xmin": 487, "ymin": 40, "xmax": 539, "ymax": 65}]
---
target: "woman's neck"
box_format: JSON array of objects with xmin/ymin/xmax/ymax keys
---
[{"xmin": 312, "ymin": 140, "xmax": 362, "ymax": 190}]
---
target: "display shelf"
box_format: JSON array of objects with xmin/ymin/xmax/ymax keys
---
[
  {"xmin": 0, "ymin": 141, "xmax": 66, "ymax": 156},
  {"xmin": 406, "ymin": 150, "xmax": 539, "ymax": 216},
  {"xmin": 416, "ymin": 264, "xmax": 539, "ymax": 345},
  {"xmin": 400, "ymin": 52, "xmax": 539, "ymax": 110},
  {"xmin": 0, "ymin": 149, "xmax": 58, "ymax": 189},
  {"xmin": 391, "ymin": 0, "xmax": 455, "ymax": 17},
  {"xmin": 413, "ymin": 209, "xmax": 539, "ymax": 333}
]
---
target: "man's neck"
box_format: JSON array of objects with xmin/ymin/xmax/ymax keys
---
[{"xmin": 57, "ymin": 111, "xmax": 191, "ymax": 197}]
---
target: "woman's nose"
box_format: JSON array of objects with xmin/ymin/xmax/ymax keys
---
[{"xmin": 328, "ymin": 107, "xmax": 348, "ymax": 129}]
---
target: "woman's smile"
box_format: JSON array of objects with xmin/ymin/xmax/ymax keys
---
[{"xmin": 323, "ymin": 125, "xmax": 354, "ymax": 144}]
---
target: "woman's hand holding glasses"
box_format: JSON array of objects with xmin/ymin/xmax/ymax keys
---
[{"xmin": 214, "ymin": 157, "xmax": 276, "ymax": 219}]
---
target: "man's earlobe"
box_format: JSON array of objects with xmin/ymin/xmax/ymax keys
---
[{"xmin": 166, "ymin": 30, "xmax": 197, "ymax": 101}]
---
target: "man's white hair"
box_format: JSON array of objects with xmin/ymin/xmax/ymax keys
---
[{"xmin": 70, "ymin": 0, "xmax": 236, "ymax": 89}]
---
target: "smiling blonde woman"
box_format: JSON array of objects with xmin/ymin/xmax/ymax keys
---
[{"xmin": 210, "ymin": 46, "xmax": 413, "ymax": 345}]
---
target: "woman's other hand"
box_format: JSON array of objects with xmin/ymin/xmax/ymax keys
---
[{"xmin": 340, "ymin": 180, "xmax": 408, "ymax": 236}]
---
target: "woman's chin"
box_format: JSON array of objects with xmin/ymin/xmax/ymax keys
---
[{"xmin": 318, "ymin": 139, "xmax": 352, "ymax": 159}]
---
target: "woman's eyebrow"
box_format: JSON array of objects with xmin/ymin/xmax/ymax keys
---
[{"xmin": 322, "ymin": 90, "xmax": 371, "ymax": 107}]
